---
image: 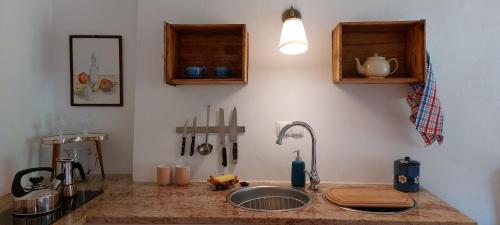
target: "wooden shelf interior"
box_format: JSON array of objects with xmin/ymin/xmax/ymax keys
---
[
  {"xmin": 164, "ymin": 23, "xmax": 248, "ymax": 85},
  {"xmin": 333, "ymin": 20, "xmax": 426, "ymax": 83}
]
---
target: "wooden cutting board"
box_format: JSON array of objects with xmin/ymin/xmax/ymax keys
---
[{"xmin": 324, "ymin": 187, "xmax": 414, "ymax": 208}]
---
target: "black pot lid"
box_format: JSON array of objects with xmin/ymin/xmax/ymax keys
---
[{"xmin": 397, "ymin": 156, "xmax": 420, "ymax": 166}]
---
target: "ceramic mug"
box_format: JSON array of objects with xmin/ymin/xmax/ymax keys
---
[
  {"xmin": 175, "ymin": 165, "xmax": 191, "ymax": 186},
  {"xmin": 157, "ymin": 165, "xmax": 172, "ymax": 186},
  {"xmin": 215, "ymin": 67, "xmax": 232, "ymax": 77},
  {"xmin": 186, "ymin": 66, "xmax": 207, "ymax": 78}
]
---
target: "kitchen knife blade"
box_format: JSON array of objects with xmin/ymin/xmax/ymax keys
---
[
  {"xmin": 181, "ymin": 120, "xmax": 188, "ymax": 156},
  {"xmin": 229, "ymin": 107, "xmax": 238, "ymax": 163},
  {"xmin": 189, "ymin": 117, "xmax": 196, "ymax": 156},
  {"xmin": 218, "ymin": 108, "xmax": 227, "ymax": 167}
]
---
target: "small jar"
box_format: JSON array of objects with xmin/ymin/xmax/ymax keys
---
[{"xmin": 393, "ymin": 156, "xmax": 420, "ymax": 192}]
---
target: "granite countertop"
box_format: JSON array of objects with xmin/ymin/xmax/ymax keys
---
[{"xmin": 0, "ymin": 175, "xmax": 476, "ymax": 225}]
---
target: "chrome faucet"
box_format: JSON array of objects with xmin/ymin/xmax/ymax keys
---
[{"xmin": 276, "ymin": 121, "xmax": 320, "ymax": 191}]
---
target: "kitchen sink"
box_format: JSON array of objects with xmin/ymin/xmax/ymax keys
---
[{"xmin": 227, "ymin": 186, "xmax": 312, "ymax": 212}]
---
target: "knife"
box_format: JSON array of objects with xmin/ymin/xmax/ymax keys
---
[
  {"xmin": 189, "ymin": 117, "xmax": 196, "ymax": 156},
  {"xmin": 181, "ymin": 120, "xmax": 188, "ymax": 156},
  {"xmin": 218, "ymin": 108, "xmax": 227, "ymax": 167},
  {"xmin": 229, "ymin": 107, "xmax": 238, "ymax": 163}
]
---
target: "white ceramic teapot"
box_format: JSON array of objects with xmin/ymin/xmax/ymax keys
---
[{"xmin": 355, "ymin": 53, "xmax": 398, "ymax": 77}]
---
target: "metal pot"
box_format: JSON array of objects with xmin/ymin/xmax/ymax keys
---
[
  {"xmin": 11, "ymin": 167, "xmax": 62, "ymax": 215},
  {"xmin": 58, "ymin": 158, "xmax": 78, "ymax": 198}
]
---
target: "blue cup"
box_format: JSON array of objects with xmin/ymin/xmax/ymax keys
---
[
  {"xmin": 215, "ymin": 67, "xmax": 232, "ymax": 77},
  {"xmin": 186, "ymin": 66, "xmax": 207, "ymax": 78}
]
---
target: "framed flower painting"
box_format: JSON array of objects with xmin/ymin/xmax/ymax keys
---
[{"xmin": 70, "ymin": 35, "xmax": 123, "ymax": 106}]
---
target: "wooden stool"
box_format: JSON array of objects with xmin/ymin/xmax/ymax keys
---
[{"xmin": 41, "ymin": 133, "xmax": 108, "ymax": 179}]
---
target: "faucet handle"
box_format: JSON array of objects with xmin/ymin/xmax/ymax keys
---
[
  {"xmin": 304, "ymin": 169, "xmax": 312, "ymax": 177},
  {"xmin": 304, "ymin": 169, "xmax": 320, "ymax": 191}
]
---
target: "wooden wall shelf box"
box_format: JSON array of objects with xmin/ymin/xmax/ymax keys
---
[
  {"xmin": 164, "ymin": 23, "xmax": 248, "ymax": 85},
  {"xmin": 332, "ymin": 20, "xmax": 426, "ymax": 84}
]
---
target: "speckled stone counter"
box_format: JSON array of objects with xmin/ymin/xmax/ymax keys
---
[{"xmin": 0, "ymin": 175, "xmax": 476, "ymax": 225}]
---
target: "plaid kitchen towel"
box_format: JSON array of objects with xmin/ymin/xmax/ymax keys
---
[{"xmin": 406, "ymin": 53, "xmax": 444, "ymax": 146}]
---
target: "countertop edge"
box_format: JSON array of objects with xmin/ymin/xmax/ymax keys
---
[{"xmin": 1, "ymin": 175, "xmax": 477, "ymax": 225}]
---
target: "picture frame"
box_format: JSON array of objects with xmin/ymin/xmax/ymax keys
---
[{"xmin": 70, "ymin": 35, "xmax": 123, "ymax": 106}]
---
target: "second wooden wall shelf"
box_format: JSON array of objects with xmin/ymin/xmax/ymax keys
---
[
  {"xmin": 164, "ymin": 23, "xmax": 249, "ymax": 86},
  {"xmin": 332, "ymin": 20, "xmax": 426, "ymax": 84}
]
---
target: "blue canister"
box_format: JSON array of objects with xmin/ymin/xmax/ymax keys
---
[{"xmin": 393, "ymin": 156, "xmax": 420, "ymax": 192}]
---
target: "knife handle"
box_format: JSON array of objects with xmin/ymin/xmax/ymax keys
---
[
  {"xmin": 189, "ymin": 136, "xmax": 195, "ymax": 156},
  {"xmin": 181, "ymin": 137, "xmax": 186, "ymax": 156},
  {"xmin": 232, "ymin": 143, "xmax": 238, "ymax": 163},
  {"xmin": 222, "ymin": 147, "xmax": 227, "ymax": 167}
]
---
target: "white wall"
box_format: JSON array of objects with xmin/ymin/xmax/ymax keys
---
[
  {"xmin": 1, "ymin": 0, "xmax": 498, "ymax": 224},
  {"xmin": 0, "ymin": 0, "xmax": 137, "ymax": 195},
  {"xmin": 0, "ymin": 0, "xmax": 54, "ymax": 195},
  {"xmin": 50, "ymin": 0, "xmax": 137, "ymax": 174},
  {"xmin": 133, "ymin": 0, "xmax": 500, "ymax": 224}
]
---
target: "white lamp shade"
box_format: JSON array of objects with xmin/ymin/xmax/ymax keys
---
[{"xmin": 279, "ymin": 18, "xmax": 308, "ymax": 55}]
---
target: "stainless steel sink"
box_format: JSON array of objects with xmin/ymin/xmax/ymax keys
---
[{"xmin": 227, "ymin": 186, "xmax": 312, "ymax": 212}]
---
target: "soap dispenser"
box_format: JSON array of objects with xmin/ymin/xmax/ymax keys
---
[{"xmin": 291, "ymin": 150, "xmax": 306, "ymax": 188}]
